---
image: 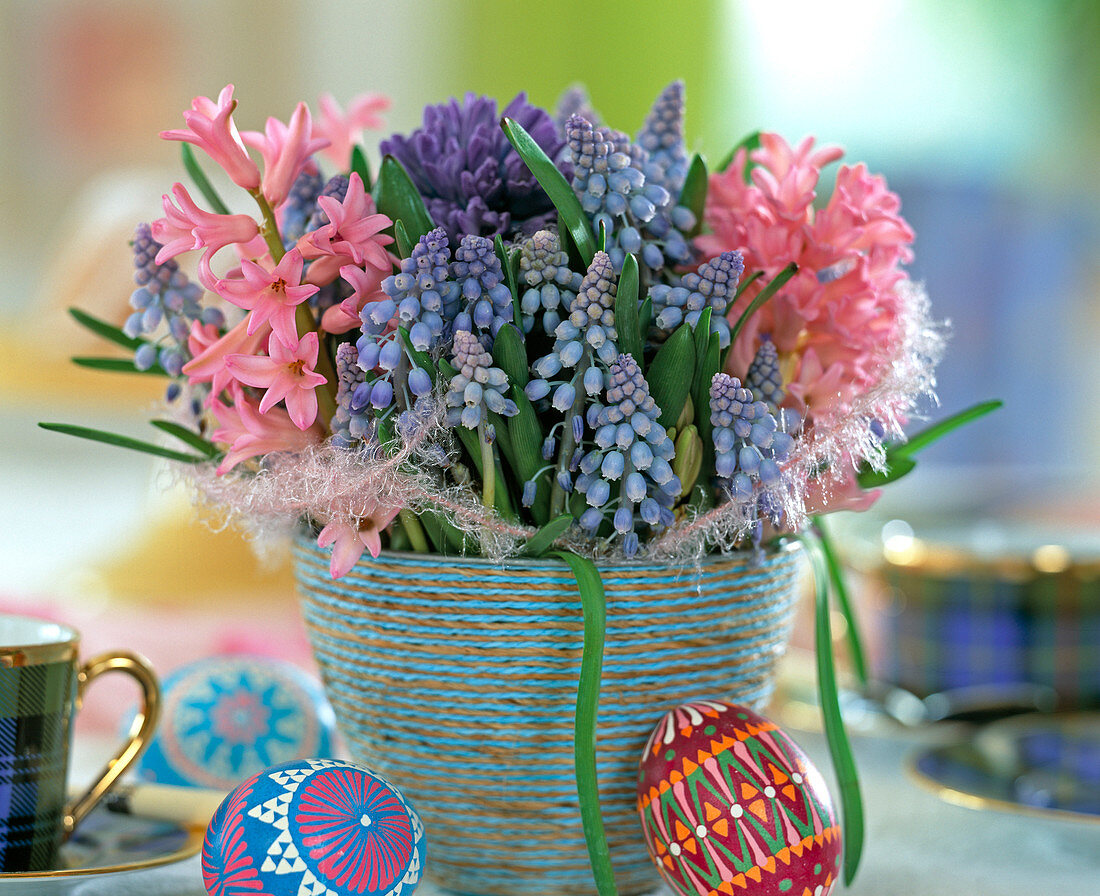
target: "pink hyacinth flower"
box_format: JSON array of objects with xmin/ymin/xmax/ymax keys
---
[
  {"xmin": 152, "ymin": 183, "xmax": 260, "ymax": 289},
  {"xmin": 160, "ymin": 85, "xmax": 261, "ymax": 192},
  {"xmin": 214, "ymin": 248, "xmax": 319, "ymax": 348},
  {"xmin": 224, "ymin": 331, "xmax": 327, "ymax": 431},
  {"xmin": 298, "ymin": 173, "xmax": 393, "ymax": 286},
  {"xmin": 320, "ymin": 264, "xmax": 388, "ymax": 334},
  {"xmin": 210, "ymin": 383, "xmax": 323, "ymax": 474},
  {"xmin": 183, "ymin": 315, "xmax": 271, "ymax": 398},
  {"xmin": 242, "ymin": 102, "xmax": 330, "ymax": 209},
  {"xmin": 313, "ymin": 92, "xmax": 390, "ymax": 171},
  {"xmin": 317, "ymin": 507, "xmax": 401, "ymax": 579}
]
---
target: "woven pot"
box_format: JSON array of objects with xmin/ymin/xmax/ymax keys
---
[{"xmin": 295, "ymin": 535, "xmax": 804, "ymax": 896}]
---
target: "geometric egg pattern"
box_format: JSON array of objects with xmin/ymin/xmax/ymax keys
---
[
  {"xmin": 138, "ymin": 656, "xmax": 336, "ymax": 790},
  {"xmin": 202, "ymin": 758, "xmax": 424, "ymax": 896},
  {"xmin": 638, "ymin": 700, "xmax": 840, "ymax": 896}
]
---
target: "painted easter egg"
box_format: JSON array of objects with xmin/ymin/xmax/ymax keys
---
[
  {"xmin": 638, "ymin": 700, "xmax": 840, "ymax": 896},
  {"xmin": 202, "ymin": 758, "xmax": 425, "ymax": 896},
  {"xmin": 136, "ymin": 655, "xmax": 336, "ymax": 789}
]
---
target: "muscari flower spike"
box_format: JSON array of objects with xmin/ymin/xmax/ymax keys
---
[
  {"xmin": 636, "ymin": 80, "xmax": 689, "ymax": 196},
  {"xmin": 564, "ymin": 87, "xmax": 696, "ymax": 277},
  {"xmin": 526, "ymin": 251, "xmax": 618, "ymax": 410},
  {"xmin": 650, "ymin": 250, "xmax": 744, "ymax": 347},
  {"xmin": 445, "ymin": 329, "xmax": 518, "ymax": 430},
  {"xmin": 516, "ymin": 230, "xmax": 584, "ymax": 334},
  {"xmin": 374, "ymin": 226, "xmax": 461, "ymax": 350},
  {"xmin": 450, "ymin": 235, "xmax": 514, "ymax": 338},
  {"xmin": 126, "ymin": 222, "xmax": 223, "ymax": 403},
  {"xmin": 746, "ymin": 336, "xmax": 785, "ymax": 413},
  {"xmin": 281, "ymin": 168, "xmax": 325, "ymax": 244},
  {"xmin": 380, "ymin": 92, "xmax": 565, "ymax": 243},
  {"xmin": 575, "ymin": 354, "xmax": 680, "ymax": 557},
  {"xmin": 330, "ymin": 342, "xmax": 372, "ymax": 449},
  {"xmin": 709, "ymin": 372, "xmax": 798, "ymax": 504}
]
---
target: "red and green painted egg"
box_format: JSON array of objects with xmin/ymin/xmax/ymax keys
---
[{"xmin": 637, "ymin": 700, "xmax": 840, "ymax": 896}]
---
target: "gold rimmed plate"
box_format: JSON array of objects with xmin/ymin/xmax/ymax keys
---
[
  {"xmin": 907, "ymin": 712, "xmax": 1100, "ymax": 824},
  {"xmin": 0, "ymin": 806, "xmax": 202, "ymax": 893}
]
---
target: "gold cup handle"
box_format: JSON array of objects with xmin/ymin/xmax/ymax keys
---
[{"xmin": 62, "ymin": 651, "xmax": 161, "ymax": 836}]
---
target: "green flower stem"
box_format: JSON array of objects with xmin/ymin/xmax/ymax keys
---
[
  {"xmin": 550, "ymin": 356, "xmax": 591, "ymax": 518},
  {"xmin": 811, "ymin": 516, "xmax": 868, "ymax": 686},
  {"xmin": 799, "ymin": 534, "xmax": 864, "ymax": 884},
  {"xmin": 553, "ymin": 551, "xmax": 618, "ymax": 896},
  {"xmin": 478, "ymin": 420, "xmax": 496, "ymax": 509},
  {"xmin": 397, "ymin": 510, "xmax": 430, "ymax": 553},
  {"xmin": 248, "ymin": 188, "xmax": 338, "ymax": 429}
]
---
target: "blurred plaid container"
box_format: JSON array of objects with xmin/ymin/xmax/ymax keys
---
[{"xmin": 875, "ymin": 528, "xmax": 1100, "ymax": 708}]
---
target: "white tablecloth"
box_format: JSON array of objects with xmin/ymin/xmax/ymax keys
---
[{"xmin": 61, "ymin": 727, "xmax": 1099, "ymax": 895}]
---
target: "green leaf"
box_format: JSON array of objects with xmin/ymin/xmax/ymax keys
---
[
  {"xmin": 647, "ymin": 323, "xmax": 696, "ymax": 429},
  {"xmin": 493, "ymin": 236, "xmax": 524, "ymax": 329},
  {"xmin": 149, "ymin": 420, "xmax": 219, "ymax": 459},
  {"xmin": 487, "ymin": 411, "xmax": 516, "ymax": 471},
  {"xmin": 596, "ymin": 218, "xmax": 607, "ymax": 253},
  {"xmin": 638, "ymin": 295, "xmax": 653, "ymax": 345},
  {"xmin": 180, "ymin": 144, "xmax": 231, "ymax": 216},
  {"xmin": 731, "ymin": 269, "xmax": 763, "ymax": 304},
  {"xmin": 890, "ymin": 399, "xmax": 1003, "ymax": 460},
  {"xmin": 501, "ymin": 116, "xmax": 596, "ymax": 264},
  {"xmin": 505, "ymin": 388, "xmax": 543, "ymax": 482},
  {"xmin": 492, "ymin": 324, "xmax": 529, "ymax": 387},
  {"xmin": 551, "ymin": 551, "xmax": 617, "ymax": 896},
  {"xmin": 507, "ymin": 389, "xmax": 551, "ymax": 525},
  {"xmin": 729, "ymin": 262, "xmax": 797, "ymax": 345},
  {"xmin": 679, "ymin": 154, "xmax": 708, "ymax": 236},
  {"xmin": 38, "ymin": 423, "xmax": 208, "ymax": 464},
  {"xmin": 856, "ymin": 455, "xmax": 917, "ymax": 489},
  {"xmin": 693, "ymin": 330, "xmax": 721, "ymax": 451},
  {"xmin": 523, "ymin": 514, "xmax": 573, "ymax": 557},
  {"xmin": 68, "ymin": 308, "xmax": 143, "ymax": 351},
  {"xmin": 812, "ymin": 517, "xmax": 868, "ymax": 686},
  {"xmin": 715, "ymin": 130, "xmax": 762, "ymax": 178},
  {"xmin": 372, "ymin": 155, "xmax": 434, "ymax": 243},
  {"xmin": 615, "ymin": 254, "xmax": 641, "ymax": 363},
  {"xmin": 350, "ymin": 145, "xmax": 372, "ymax": 189},
  {"xmin": 394, "ymin": 220, "xmax": 413, "ymax": 259},
  {"xmin": 798, "ymin": 535, "xmax": 864, "ymax": 884},
  {"xmin": 71, "ymin": 357, "xmax": 167, "ymax": 376}
]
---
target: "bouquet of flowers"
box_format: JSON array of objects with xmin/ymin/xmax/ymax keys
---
[{"xmin": 45, "ymin": 81, "xmax": 997, "ymax": 889}]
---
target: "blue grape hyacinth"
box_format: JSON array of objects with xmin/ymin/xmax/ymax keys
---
[
  {"xmin": 126, "ymin": 222, "xmax": 223, "ymax": 399},
  {"xmin": 451, "ymin": 235, "xmax": 514, "ymax": 338},
  {"xmin": 650, "ymin": 250, "xmax": 744, "ymax": 347},
  {"xmin": 575, "ymin": 354, "xmax": 680, "ymax": 556},
  {"xmin": 709, "ymin": 373, "xmax": 798, "ymax": 503},
  {"xmin": 376, "ymin": 227, "xmax": 461, "ymax": 350},
  {"xmin": 516, "ymin": 230, "xmax": 583, "ymax": 334},
  {"xmin": 445, "ymin": 330, "xmax": 518, "ymax": 430},
  {"xmin": 526, "ymin": 251, "xmax": 618, "ymax": 410}
]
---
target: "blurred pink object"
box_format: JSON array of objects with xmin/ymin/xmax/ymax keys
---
[
  {"xmin": 0, "ymin": 594, "xmax": 314, "ymax": 737},
  {"xmin": 313, "ymin": 92, "xmax": 391, "ymax": 170}
]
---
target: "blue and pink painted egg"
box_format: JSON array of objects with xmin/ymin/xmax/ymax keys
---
[
  {"xmin": 638, "ymin": 700, "xmax": 840, "ymax": 896},
  {"xmin": 202, "ymin": 759, "xmax": 424, "ymax": 896},
  {"xmin": 136, "ymin": 656, "xmax": 336, "ymax": 790}
]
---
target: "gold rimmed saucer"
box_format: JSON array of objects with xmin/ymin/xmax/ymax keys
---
[
  {"xmin": 0, "ymin": 806, "xmax": 203, "ymax": 893},
  {"xmin": 906, "ymin": 712, "xmax": 1100, "ymax": 825}
]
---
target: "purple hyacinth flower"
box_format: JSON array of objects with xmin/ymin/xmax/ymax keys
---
[{"xmin": 380, "ymin": 93, "xmax": 566, "ymax": 244}]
